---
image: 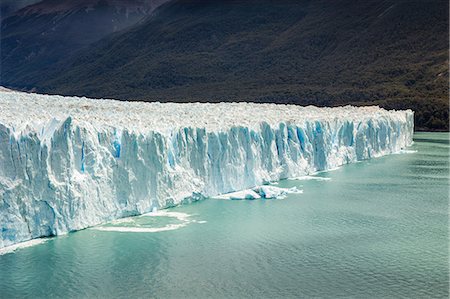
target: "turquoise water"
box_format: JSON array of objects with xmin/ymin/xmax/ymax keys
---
[{"xmin": 0, "ymin": 132, "xmax": 448, "ymax": 298}]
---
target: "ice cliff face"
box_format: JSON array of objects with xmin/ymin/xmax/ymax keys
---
[{"xmin": 0, "ymin": 90, "xmax": 414, "ymax": 247}]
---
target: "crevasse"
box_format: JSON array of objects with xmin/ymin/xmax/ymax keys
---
[{"xmin": 0, "ymin": 90, "xmax": 414, "ymax": 247}]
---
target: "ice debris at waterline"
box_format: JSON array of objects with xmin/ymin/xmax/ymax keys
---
[
  {"xmin": 0, "ymin": 90, "xmax": 414, "ymax": 248},
  {"xmin": 213, "ymin": 186, "xmax": 303, "ymax": 200},
  {"xmin": 0, "ymin": 238, "xmax": 48, "ymax": 256}
]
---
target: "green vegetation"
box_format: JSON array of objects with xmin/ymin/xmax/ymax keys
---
[
  {"xmin": 1, "ymin": 0, "xmax": 154, "ymax": 88},
  {"xmin": 3, "ymin": 0, "xmax": 449, "ymax": 131}
]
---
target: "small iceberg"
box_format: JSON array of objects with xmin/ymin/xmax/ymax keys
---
[
  {"xmin": 396, "ymin": 149, "xmax": 418, "ymax": 154},
  {"xmin": 214, "ymin": 186, "xmax": 303, "ymax": 200},
  {"xmin": 214, "ymin": 189, "xmax": 261, "ymax": 200},
  {"xmin": 253, "ymin": 185, "xmax": 303, "ymax": 199}
]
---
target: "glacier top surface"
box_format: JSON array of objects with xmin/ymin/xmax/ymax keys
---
[{"xmin": 0, "ymin": 90, "xmax": 412, "ymax": 134}]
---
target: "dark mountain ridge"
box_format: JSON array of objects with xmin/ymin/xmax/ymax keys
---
[
  {"xmin": 14, "ymin": 0, "xmax": 166, "ymax": 16},
  {"xmin": 2, "ymin": 0, "xmax": 448, "ymax": 130},
  {"xmin": 0, "ymin": 0, "xmax": 40, "ymax": 17},
  {"xmin": 1, "ymin": 0, "xmax": 170, "ymax": 88}
]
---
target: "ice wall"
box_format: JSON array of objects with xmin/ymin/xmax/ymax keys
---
[{"xmin": 0, "ymin": 90, "xmax": 414, "ymax": 247}]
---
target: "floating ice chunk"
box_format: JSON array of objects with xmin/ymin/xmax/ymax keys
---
[
  {"xmin": 214, "ymin": 189, "xmax": 261, "ymax": 200},
  {"xmin": 253, "ymin": 185, "xmax": 303, "ymax": 199},
  {"xmin": 214, "ymin": 186, "xmax": 303, "ymax": 200},
  {"xmin": 396, "ymin": 150, "xmax": 418, "ymax": 154}
]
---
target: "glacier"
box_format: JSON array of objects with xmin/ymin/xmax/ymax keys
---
[{"xmin": 0, "ymin": 89, "xmax": 414, "ymax": 248}]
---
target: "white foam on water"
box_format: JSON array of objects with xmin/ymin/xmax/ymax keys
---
[
  {"xmin": 396, "ymin": 150, "xmax": 418, "ymax": 154},
  {"xmin": 290, "ymin": 176, "xmax": 332, "ymax": 181},
  {"xmin": 94, "ymin": 223, "xmax": 187, "ymax": 233},
  {"xmin": 0, "ymin": 238, "xmax": 48, "ymax": 255},
  {"xmin": 141, "ymin": 210, "xmax": 190, "ymax": 220},
  {"xmin": 92, "ymin": 211, "xmax": 194, "ymax": 233},
  {"xmin": 316, "ymin": 166, "xmax": 341, "ymax": 173},
  {"xmin": 110, "ymin": 217, "xmax": 135, "ymax": 224}
]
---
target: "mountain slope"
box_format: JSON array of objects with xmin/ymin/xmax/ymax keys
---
[
  {"xmin": 0, "ymin": 0, "xmax": 170, "ymax": 88},
  {"xmin": 0, "ymin": 0, "xmax": 40, "ymax": 17},
  {"xmin": 4, "ymin": 0, "xmax": 449, "ymax": 130}
]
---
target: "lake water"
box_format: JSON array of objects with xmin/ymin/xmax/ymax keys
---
[{"xmin": 0, "ymin": 132, "xmax": 448, "ymax": 298}]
